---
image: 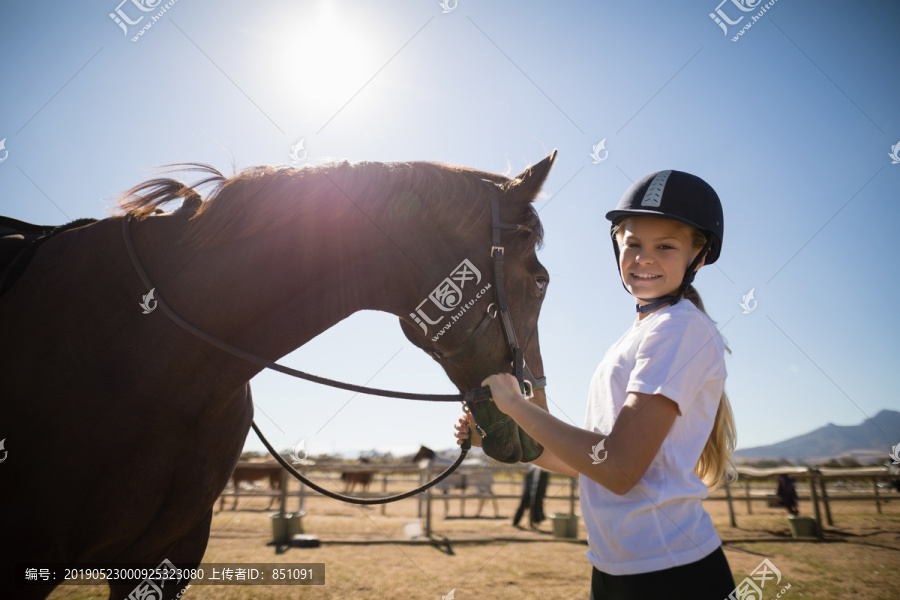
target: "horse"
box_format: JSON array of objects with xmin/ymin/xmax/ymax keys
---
[
  {"xmin": 414, "ymin": 445, "xmax": 500, "ymax": 518},
  {"xmin": 220, "ymin": 463, "xmax": 285, "ymax": 511},
  {"xmin": 340, "ymin": 457, "xmax": 375, "ymax": 494},
  {"xmin": 0, "ymin": 152, "xmax": 555, "ymax": 599}
]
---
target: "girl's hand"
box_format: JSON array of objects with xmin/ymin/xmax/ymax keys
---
[
  {"xmin": 482, "ymin": 372, "xmax": 528, "ymax": 414},
  {"xmin": 455, "ymin": 413, "xmax": 482, "ymax": 447}
]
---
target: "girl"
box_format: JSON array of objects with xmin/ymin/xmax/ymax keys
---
[{"xmin": 456, "ymin": 170, "xmax": 738, "ymax": 599}]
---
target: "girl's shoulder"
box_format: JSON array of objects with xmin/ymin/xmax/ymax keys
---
[{"xmin": 648, "ymin": 300, "xmax": 721, "ymax": 339}]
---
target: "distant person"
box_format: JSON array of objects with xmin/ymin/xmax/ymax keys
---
[
  {"xmin": 775, "ymin": 474, "xmax": 799, "ymax": 515},
  {"xmin": 457, "ymin": 171, "xmax": 738, "ymax": 599},
  {"xmin": 513, "ymin": 463, "xmax": 549, "ymax": 529}
]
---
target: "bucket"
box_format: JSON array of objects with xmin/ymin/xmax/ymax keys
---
[
  {"xmin": 270, "ymin": 511, "xmax": 306, "ymax": 544},
  {"xmin": 788, "ymin": 515, "xmax": 817, "ymax": 538},
  {"xmin": 550, "ymin": 513, "xmax": 579, "ymax": 539}
]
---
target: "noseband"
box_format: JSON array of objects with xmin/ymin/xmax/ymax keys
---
[{"xmin": 121, "ymin": 180, "xmax": 545, "ymax": 504}]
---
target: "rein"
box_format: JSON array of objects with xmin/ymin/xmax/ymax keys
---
[
  {"xmin": 121, "ymin": 182, "xmax": 545, "ymax": 504},
  {"xmin": 252, "ymin": 421, "xmax": 471, "ymax": 505}
]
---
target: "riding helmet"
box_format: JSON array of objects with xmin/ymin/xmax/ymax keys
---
[{"xmin": 605, "ymin": 170, "xmax": 724, "ymax": 312}]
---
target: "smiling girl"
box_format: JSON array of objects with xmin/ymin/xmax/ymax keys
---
[{"xmin": 457, "ymin": 170, "xmax": 738, "ymax": 599}]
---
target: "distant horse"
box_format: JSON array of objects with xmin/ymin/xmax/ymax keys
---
[
  {"xmin": 220, "ymin": 463, "xmax": 284, "ymax": 511},
  {"xmin": 0, "ymin": 153, "xmax": 555, "ymax": 599},
  {"xmin": 341, "ymin": 458, "xmax": 375, "ymax": 494},
  {"xmin": 414, "ymin": 445, "xmax": 500, "ymax": 518}
]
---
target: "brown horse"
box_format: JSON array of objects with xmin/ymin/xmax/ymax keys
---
[
  {"xmin": 0, "ymin": 152, "xmax": 555, "ymax": 599},
  {"xmin": 221, "ymin": 464, "xmax": 285, "ymax": 511},
  {"xmin": 341, "ymin": 458, "xmax": 375, "ymax": 494}
]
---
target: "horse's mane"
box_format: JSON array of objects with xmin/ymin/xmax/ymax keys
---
[{"xmin": 115, "ymin": 161, "xmax": 544, "ymax": 250}]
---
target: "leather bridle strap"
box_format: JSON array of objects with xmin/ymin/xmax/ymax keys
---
[
  {"xmin": 427, "ymin": 185, "xmax": 546, "ymax": 400},
  {"xmin": 485, "ymin": 184, "xmax": 546, "ymax": 397}
]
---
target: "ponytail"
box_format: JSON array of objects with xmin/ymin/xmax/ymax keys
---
[{"xmin": 684, "ymin": 284, "xmax": 737, "ymax": 491}]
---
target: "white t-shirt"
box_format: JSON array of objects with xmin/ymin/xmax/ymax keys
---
[{"xmin": 580, "ymin": 300, "xmax": 727, "ymax": 575}]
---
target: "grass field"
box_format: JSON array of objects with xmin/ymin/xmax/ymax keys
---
[{"xmin": 45, "ymin": 475, "xmax": 900, "ymax": 599}]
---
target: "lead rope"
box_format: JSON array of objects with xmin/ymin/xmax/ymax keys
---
[{"xmin": 251, "ymin": 421, "xmax": 471, "ymax": 505}]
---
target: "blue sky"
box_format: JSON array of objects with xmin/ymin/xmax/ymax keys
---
[{"xmin": 1, "ymin": 0, "xmax": 897, "ymax": 459}]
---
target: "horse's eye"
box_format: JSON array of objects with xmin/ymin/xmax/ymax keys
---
[{"xmin": 535, "ymin": 275, "xmax": 549, "ymax": 295}]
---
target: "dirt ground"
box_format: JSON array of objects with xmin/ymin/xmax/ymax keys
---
[{"xmin": 44, "ymin": 476, "xmax": 900, "ymax": 599}]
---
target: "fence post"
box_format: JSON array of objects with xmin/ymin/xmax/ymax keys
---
[
  {"xmin": 745, "ymin": 479, "xmax": 752, "ymax": 515},
  {"xmin": 380, "ymin": 473, "xmax": 388, "ymax": 516},
  {"xmin": 819, "ymin": 475, "xmax": 832, "ymax": 525},
  {"xmin": 298, "ymin": 467, "xmax": 306, "ymax": 514},
  {"xmin": 417, "ymin": 464, "xmax": 425, "ymax": 519},
  {"xmin": 569, "ymin": 476, "xmax": 577, "ymax": 518},
  {"xmin": 279, "ymin": 468, "xmax": 289, "ymax": 517},
  {"xmin": 425, "ymin": 463, "xmax": 433, "ymax": 538},
  {"xmin": 873, "ymin": 477, "xmax": 882, "ymax": 515},
  {"xmin": 808, "ymin": 469, "xmax": 823, "ymax": 539},
  {"xmin": 725, "ymin": 479, "xmax": 737, "ymax": 527}
]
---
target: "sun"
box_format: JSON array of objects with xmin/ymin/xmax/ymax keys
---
[{"xmin": 261, "ymin": 1, "xmax": 391, "ymax": 125}]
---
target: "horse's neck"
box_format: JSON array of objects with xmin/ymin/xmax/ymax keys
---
[{"xmin": 131, "ymin": 206, "xmax": 418, "ymax": 381}]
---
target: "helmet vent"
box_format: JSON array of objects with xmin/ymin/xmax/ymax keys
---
[{"xmin": 640, "ymin": 170, "xmax": 672, "ymax": 207}]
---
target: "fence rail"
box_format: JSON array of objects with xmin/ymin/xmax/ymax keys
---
[
  {"xmin": 715, "ymin": 466, "xmax": 898, "ymax": 537},
  {"xmin": 218, "ymin": 461, "xmax": 898, "ymax": 540}
]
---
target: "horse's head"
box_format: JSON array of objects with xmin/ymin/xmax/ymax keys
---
[{"xmin": 399, "ymin": 151, "xmax": 556, "ymax": 463}]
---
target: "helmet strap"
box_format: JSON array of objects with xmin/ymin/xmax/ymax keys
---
[{"xmin": 633, "ymin": 238, "xmax": 712, "ymax": 314}]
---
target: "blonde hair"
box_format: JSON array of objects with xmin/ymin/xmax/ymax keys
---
[
  {"xmin": 683, "ymin": 284, "xmax": 737, "ymax": 490},
  {"xmin": 615, "ymin": 218, "xmax": 737, "ymax": 490}
]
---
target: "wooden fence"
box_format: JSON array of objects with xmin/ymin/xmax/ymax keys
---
[
  {"xmin": 715, "ymin": 466, "xmax": 898, "ymax": 538},
  {"xmin": 219, "ymin": 461, "xmax": 898, "ymax": 540},
  {"xmin": 218, "ymin": 461, "xmax": 579, "ymax": 530}
]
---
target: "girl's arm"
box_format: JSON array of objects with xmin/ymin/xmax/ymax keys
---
[
  {"xmin": 531, "ymin": 445, "xmax": 580, "ymax": 478},
  {"xmin": 480, "ymin": 373, "xmax": 679, "ymax": 495}
]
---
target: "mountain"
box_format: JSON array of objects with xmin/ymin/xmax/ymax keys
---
[{"xmin": 733, "ymin": 409, "xmax": 900, "ymax": 464}]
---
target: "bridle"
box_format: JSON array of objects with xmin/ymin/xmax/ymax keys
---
[{"xmin": 121, "ymin": 181, "xmax": 545, "ymax": 504}]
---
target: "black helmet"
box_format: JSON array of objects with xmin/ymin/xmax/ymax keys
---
[{"xmin": 605, "ymin": 170, "xmax": 724, "ymax": 313}]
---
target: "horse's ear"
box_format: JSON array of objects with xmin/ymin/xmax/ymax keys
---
[{"xmin": 509, "ymin": 149, "xmax": 557, "ymax": 202}]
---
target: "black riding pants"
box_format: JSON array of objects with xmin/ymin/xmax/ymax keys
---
[{"xmin": 589, "ymin": 546, "xmax": 735, "ymax": 600}]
